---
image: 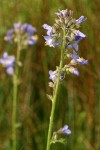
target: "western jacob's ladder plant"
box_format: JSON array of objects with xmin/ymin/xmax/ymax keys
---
[
  {"xmin": 43, "ymin": 9, "xmax": 88, "ymax": 150},
  {"xmin": 1, "ymin": 22, "xmax": 38, "ymax": 150}
]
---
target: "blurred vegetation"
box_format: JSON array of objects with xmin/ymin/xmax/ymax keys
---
[{"xmin": 0, "ymin": 0, "xmax": 100, "ymax": 150}]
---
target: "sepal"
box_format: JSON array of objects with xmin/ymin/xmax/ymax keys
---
[{"xmin": 46, "ymin": 94, "xmax": 53, "ymax": 101}]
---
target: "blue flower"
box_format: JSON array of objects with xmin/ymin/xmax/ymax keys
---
[
  {"xmin": 6, "ymin": 66, "xmax": 14, "ymax": 75},
  {"xmin": 5, "ymin": 29, "xmax": 14, "ymax": 43},
  {"xmin": 55, "ymin": 10, "xmax": 66, "ymax": 16},
  {"xmin": 0, "ymin": 52, "xmax": 15, "ymax": 75},
  {"xmin": 43, "ymin": 36, "xmax": 60, "ymax": 47},
  {"xmin": 76, "ymin": 16, "xmax": 86, "ymax": 24},
  {"xmin": 27, "ymin": 25, "xmax": 36, "ymax": 35},
  {"xmin": 13, "ymin": 22, "xmax": 21, "ymax": 29},
  {"xmin": 67, "ymin": 30, "xmax": 86, "ymax": 51},
  {"xmin": 28, "ymin": 35, "xmax": 38, "ymax": 45},
  {"xmin": 49, "ymin": 70, "xmax": 58, "ymax": 82},
  {"xmin": 21, "ymin": 24, "xmax": 36, "ymax": 35},
  {"xmin": 73, "ymin": 69, "xmax": 79, "ymax": 76},
  {"xmin": 42, "ymin": 24, "xmax": 60, "ymax": 47},
  {"xmin": 42, "ymin": 24, "xmax": 52, "ymax": 36},
  {"xmin": 20, "ymin": 23, "xmax": 38, "ymax": 45},
  {"xmin": 70, "ymin": 51, "xmax": 88, "ymax": 66},
  {"xmin": 66, "ymin": 66, "xmax": 79, "ymax": 76},
  {"xmin": 76, "ymin": 57, "xmax": 88, "ymax": 65},
  {"xmin": 58, "ymin": 125, "xmax": 71, "ymax": 135},
  {"xmin": 49, "ymin": 70, "xmax": 65, "ymax": 82},
  {"xmin": 70, "ymin": 51, "xmax": 79, "ymax": 59},
  {"xmin": 75, "ymin": 30, "xmax": 86, "ymax": 41},
  {"xmin": 5, "ymin": 22, "xmax": 38, "ymax": 46}
]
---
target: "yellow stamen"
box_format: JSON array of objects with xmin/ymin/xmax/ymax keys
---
[{"xmin": 34, "ymin": 34, "xmax": 39, "ymax": 40}]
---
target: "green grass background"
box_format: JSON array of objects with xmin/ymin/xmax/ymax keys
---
[{"xmin": 0, "ymin": 0, "xmax": 100, "ymax": 150}]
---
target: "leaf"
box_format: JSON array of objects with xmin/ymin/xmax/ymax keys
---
[
  {"xmin": 15, "ymin": 123, "xmax": 22, "ymax": 128},
  {"xmin": 46, "ymin": 94, "xmax": 53, "ymax": 101},
  {"xmin": 50, "ymin": 138, "xmax": 67, "ymax": 145}
]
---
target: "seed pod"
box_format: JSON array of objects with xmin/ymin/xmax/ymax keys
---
[
  {"xmin": 63, "ymin": 9, "xmax": 68, "ymax": 18},
  {"xmin": 67, "ymin": 19, "xmax": 73, "ymax": 27},
  {"xmin": 69, "ymin": 10, "xmax": 73, "ymax": 17},
  {"xmin": 67, "ymin": 35, "xmax": 73, "ymax": 42},
  {"xmin": 53, "ymin": 23, "xmax": 59, "ymax": 30},
  {"xmin": 52, "ymin": 26, "xmax": 57, "ymax": 34},
  {"xmin": 55, "ymin": 19, "xmax": 61, "ymax": 25},
  {"xmin": 49, "ymin": 82, "xmax": 54, "ymax": 88},
  {"xmin": 70, "ymin": 32, "xmax": 75, "ymax": 41},
  {"xmin": 65, "ymin": 18, "xmax": 70, "ymax": 25}
]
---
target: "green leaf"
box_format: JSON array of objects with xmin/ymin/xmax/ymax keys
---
[
  {"xmin": 50, "ymin": 138, "xmax": 67, "ymax": 145},
  {"xmin": 15, "ymin": 123, "xmax": 22, "ymax": 128},
  {"xmin": 46, "ymin": 94, "xmax": 53, "ymax": 101}
]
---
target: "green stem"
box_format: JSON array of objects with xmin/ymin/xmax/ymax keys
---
[
  {"xmin": 46, "ymin": 27, "xmax": 66, "ymax": 150},
  {"xmin": 12, "ymin": 41, "xmax": 21, "ymax": 150}
]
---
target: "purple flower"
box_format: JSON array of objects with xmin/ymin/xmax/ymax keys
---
[
  {"xmin": 76, "ymin": 57, "xmax": 88, "ymax": 65},
  {"xmin": 14, "ymin": 22, "xmax": 21, "ymax": 29},
  {"xmin": 21, "ymin": 24, "xmax": 36, "ymax": 35},
  {"xmin": 67, "ymin": 66, "xmax": 79, "ymax": 76},
  {"xmin": 21, "ymin": 24, "xmax": 28, "ymax": 32},
  {"xmin": 59, "ymin": 125, "xmax": 71, "ymax": 135},
  {"xmin": 20, "ymin": 23, "xmax": 37, "ymax": 45},
  {"xmin": 49, "ymin": 70, "xmax": 58, "ymax": 82},
  {"xmin": 6, "ymin": 66, "xmax": 14, "ymax": 75},
  {"xmin": 0, "ymin": 52, "xmax": 15, "ymax": 75},
  {"xmin": 70, "ymin": 51, "xmax": 88, "ymax": 65},
  {"xmin": 49, "ymin": 70, "xmax": 64, "ymax": 82},
  {"xmin": 42, "ymin": 24, "xmax": 60, "ymax": 47},
  {"xmin": 28, "ymin": 35, "xmax": 38, "ymax": 45},
  {"xmin": 67, "ymin": 30, "xmax": 86, "ymax": 51},
  {"xmin": 5, "ymin": 29, "xmax": 14, "ymax": 43},
  {"xmin": 27, "ymin": 25, "xmax": 36, "ymax": 35},
  {"xmin": 5, "ymin": 22, "xmax": 38, "ymax": 46},
  {"xmin": 76, "ymin": 16, "xmax": 86, "ymax": 24},
  {"xmin": 42, "ymin": 24, "xmax": 52, "ymax": 36},
  {"xmin": 55, "ymin": 10, "xmax": 65, "ymax": 16},
  {"xmin": 43, "ymin": 36, "xmax": 60, "ymax": 47},
  {"xmin": 75, "ymin": 30, "xmax": 86, "ymax": 42},
  {"xmin": 70, "ymin": 51, "xmax": 79, "ymax": 59},
  {"xmin": 73, "ymin": 69, "xmax": 79, "ymax": 76}
]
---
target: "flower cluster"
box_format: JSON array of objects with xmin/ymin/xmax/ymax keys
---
[
  {"xmin": 43, "ymin": 10, "xmax": 86, "ymax": 48},
  {"xmin": 65, "ymin": 50, "xmax": 88, "ymax": 76},
  {"xmin": 5, "ymin": 22, "xmax": 38, "ymax": 47},
  {"xmin": 43, "ymin": 9, "xmax": 88, "ymax": 87},
  {"xmin": 0, "ymin": 52, "xmax": 15, "ymax": 75},
  {"xmin": 52, "ymin": 125, "xmax": 71, "ymax": 142},
  {"xmin": 49, "ymin": 69, "xmax": 65, "ymax": 88},
  {"xmin": 57, "ymin": 125, "xmax": 71, "ymax": 135},
  {"xmin": 48, "ymin": 70, "xmax": 58, "ymax": 87},
  {"xmin": 42, "ymin": 24, "xmax": 60, "ymax": 47}
]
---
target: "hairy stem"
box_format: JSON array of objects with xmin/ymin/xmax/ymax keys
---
[
  {"xmin": 46, "ymin": 27, "xmax": 66, "ymax": 150},
  {"xmin": 12, "ymin": 41, "xmax": 21, "ymax": 150}
]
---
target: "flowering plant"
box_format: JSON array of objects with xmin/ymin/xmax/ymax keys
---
[
  {"xmin": 43, "ymin": 9, "xmax": 88, "ymax": 150},
  {"xmin": 0, "ymin": 22, "xmax": 38, "ymax": 150},
  {"xmin": 0, "ymin": 52, "xmax": 15, "ymax": 75},
  {"xmin": 5, "ymin": 22, "xmax": 38, "ymax": 47}
]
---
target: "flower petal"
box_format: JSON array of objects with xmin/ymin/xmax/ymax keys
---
[{"xmin": 76, "ymin": 16, "xmax": 86, "ymax": 24}]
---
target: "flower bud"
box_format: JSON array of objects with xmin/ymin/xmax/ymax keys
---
[
  {"xmin": 70, "ymin": 59, "xmax": 77, "ymax": 65},
  {"xmin": 69, "ymin": 67, "xmax": 79, "ymax": 76},
  {"xmin": 53, "ymin": 23, "xmax": 59, "ymax": 30},
  {"xmin": 55, "ymin": 19, "xmax": 61, "ymax": 25},
  {"xmin": 52, "ymin": 26, "xmax": 57, "ymax": 34},
  {"xmin": 63, "ymin": 9, "xmax": 68, "ymax": 18},
  {"xmin": 49, "ymin": 82, "xmax": 54, "ymax": 88}
]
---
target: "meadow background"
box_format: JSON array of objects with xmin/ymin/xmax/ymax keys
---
[{"xmin": 0, "ymin": 0, "xmax": 100, "ymax": 150}]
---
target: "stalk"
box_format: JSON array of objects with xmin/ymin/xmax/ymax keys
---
[
  {"xmin": 12, "ymin": 40, "xmax": 21, "ymax": 150},
  {"xmin": 46, "ymin": 27, "xmax": 66, "ymax": 150}
]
